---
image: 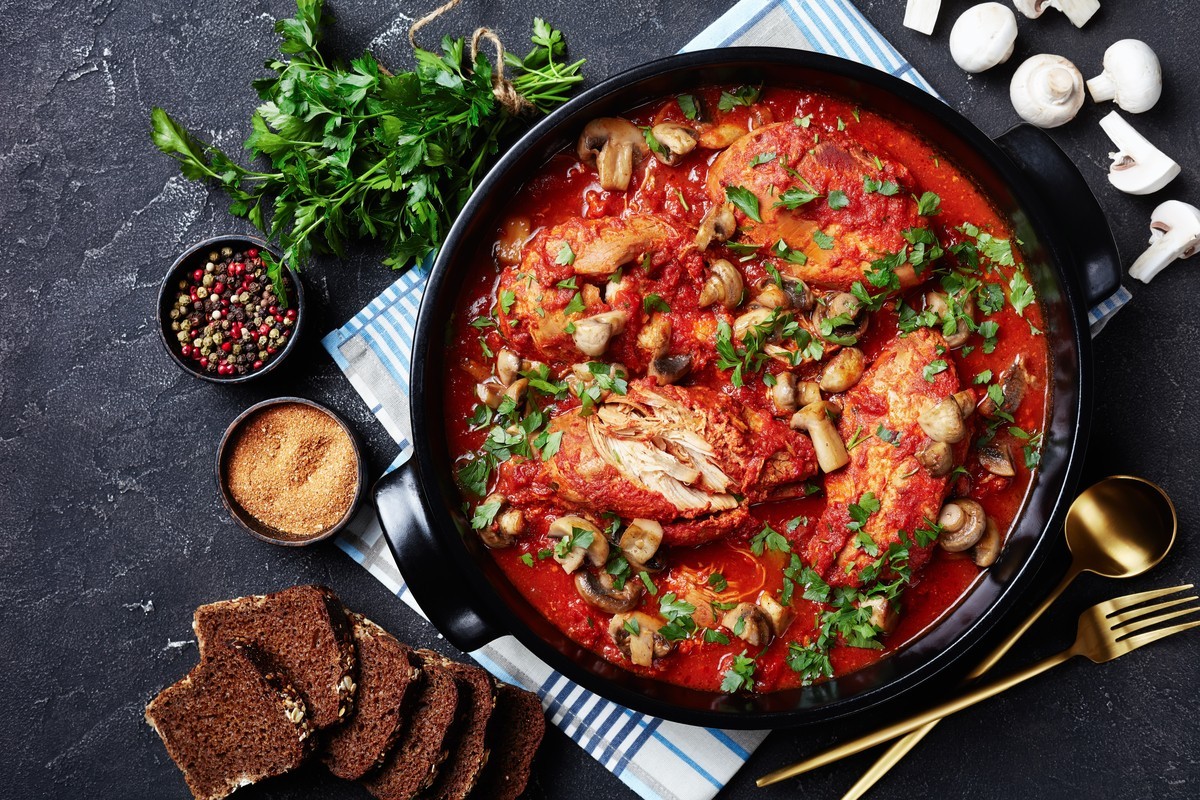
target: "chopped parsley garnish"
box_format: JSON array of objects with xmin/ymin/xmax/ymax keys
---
[
  {"xmin": 812, "ymin": 229, "xmax": 835, "ymax": 250},
  {"xmin": 794, "ymin": 113, "xmax": 813, "ymax": 128},
  {"xmin": 658, "ymin": 592, "xmax": 698, "ymax": 641},
  {"xmin": 553, "ymin": 526, "xmax": 594, "ymax": 559},
  {"xmin": 520, "ymin": 553, "xmax": 535, "ymax": 567},
  {"xmin": 846, "ymin": 492, "xmax": 880, "ymax": 532},
  {"xmin": 606, "ymin": 554, "xmax": 631, "ymax": 590},
  {"xmin": 642, "ymin": 126, "xmax": 667, "ymax": 157},
  {"xmin": 498, "ymin": 289, "xmax": 517, "ymax": 315},
  {"xmin": 556, "ymin": 242, "xmax": 575, "ymax": 266},
  {"xmin": 827, "ymin": 189, "xmax": 849, "ymax": 210},
  {"xmin": 974, "ymin": 369, "xmax": 994, "ymax": 385},
  {"xmin": 774, "ymin": 186, "xmax": 822, "ymax": 209},
  {"xmin": 1010, "ymin": 426, "xmax": 1045, "ymax": 468},
  {"xmin": 708, "ymin": 573, "xmax": 728, "ymax": 592},
  {"xmin": 470, "ymin": 500, "xmax": 502, "ymax": 530},
  {"xmin": 677, "ymin": 93, "xmax": 700, "ymax": 120},
  {"xmin": 876, "ymin": 424, "xmax": 902, "ymax": 446},
  {"xmin": 1008, "ymin": 270, "xmax": 1035, "ymax": 316},
  {"xmin": 923, "ymin": 359, "xmax": 949, "ymax": 382},
  {"xmin": 725, "ymin": 185, "xmax": 763, "ymax": 223},
  {"xmin": 563, "ymin": 292, "xmax": 586, "ymax": 315},
  {"xmin": 750, "ymin": 524, "xmax": 791, "ymax": 555},
  {"xmin": 639, "ymin": 570, "xmax": 658, "ymax": 596},
  {"xmin": 772, "ymin": 238, "xmax": 808, "ymax": 265},
  {"xmin": 863, "ymin": 176, "xmax": 900, "ymax": 196},
  {"xmin": 916, "ymin": 191, "xmax": 941, "ymax": 216},
  {"xmin": 749, "ymin": 151, "xmax": 777, "ymax": 167},
  {"xmin": 643, "ymin": 293, "xmax": 671, "ymax": 313},
  {"xmin": 555, "ymin": 276, "xmax": 578, "ymax": 290},
  {"xmin": 703, "ymin": 629, "xmax": 731, "ymax": 645},
  {"xmin": 720, "ymin": 650, "xmax": 757, "ymax": 693},
  {"xmin": 718, "ymin": 85, "xmax": 761, "ymax": 110}
]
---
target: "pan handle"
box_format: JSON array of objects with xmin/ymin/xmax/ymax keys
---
[
  {"xmin": 372, "ymin": 463, "xmax": 504, "ymax": 652},
  {"xmin": 994, "ymin": 124, "xmax": 1122, "ymax": 307}
]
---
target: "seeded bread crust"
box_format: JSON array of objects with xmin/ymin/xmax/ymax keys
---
[
  {"xmin": 193, "ymin": 585, "xmax": 357, "ymax": 730},
  {"xmin": 146, "ymin": 643, "xmax": 314, "ymax": 800},
  {"xmin": 361, "ymin": 652, "xmax": 461, "ymax": 800},
  {"xmin": 418, "ymin": 652, "xmax": 498, "ymax": 800},
  {"xmin": 322, "ymin": 614, "xmax": 422, "ymax": 780},
  {"xmin": 468, "ymin": 683, "xmax": 545, "ymax": 800}
]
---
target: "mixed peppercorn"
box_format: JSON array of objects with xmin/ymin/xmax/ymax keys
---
[{"xmin": 167, "ymin": 245, "xmax": 296, "ymax": 377}]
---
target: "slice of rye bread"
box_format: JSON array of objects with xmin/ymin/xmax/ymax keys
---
[
  {"xmin": 361, "ymin": 651, "xmax": 461, "ymax": 800},
  {"xmin": 145, "ymin": 643, "xmax": 315, "ymax": 800},
  {"xmin": 322, "ymin": 614, "xmax": 422, "ymax": 780},
  {"xmin": 193, "ymin": 585, "xmax": 356, "ymax": 730},
  {"xmin": 418, "ymin": 652, "xmax": 498, "ymax": 800},
  {"xmin": 467, "ymin": 683, "xmax": 546, "ymax": 800}
]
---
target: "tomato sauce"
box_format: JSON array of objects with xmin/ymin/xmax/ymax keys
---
[{"xmin": 442, "ymin": 86, "xmax": 1050, "ymax": 693}]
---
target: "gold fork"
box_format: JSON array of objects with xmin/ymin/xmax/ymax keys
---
[{"xmin": 757, "ymin": 584, "xmax": 1199, "ymax": 787}]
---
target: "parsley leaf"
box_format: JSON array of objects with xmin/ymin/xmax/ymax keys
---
[
  {"xmin": 923, "ymin": 359, "xmax": 949, "ymax": 382},
  {"xmin": 718, "ymin": 85, "xmax": 761, "ymax": 110},
  {"xmin": 725, "ymin": 185, "xmax": 763, "ymax": 223},
  {"xmin": 720, "ymin": 651, "xmax": 756, "ymax": 693},
  {"xmin": 643, "ymin": 293, "xmax": 671, "ymax": 313},
  {"xmin": 677, "ymin": 93, "xmax": 699, "ymax": 120},
  {"xmin": 827, "ymin": 189, "xmax": 850, "ymax": 209},
  {"xmin": 774, "ymin": 186, "xmax": 822, "ymax": 209},
  {"xmin": 556, "ymin": 242, "xmax": 576, "ymax": 265},
  {"xmin": 812, "ymin": 229, "xmax": 835, "ymax": 250},
  {"xmin": 916, "ymin": 191, "xmax": 942, "ymax": 216}
]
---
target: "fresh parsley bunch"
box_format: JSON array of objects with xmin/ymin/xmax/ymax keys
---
[{"xmin": 150, "ymin": 0, "xmax": 583, "ymax": 298}]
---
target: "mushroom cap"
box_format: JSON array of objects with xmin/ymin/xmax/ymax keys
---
[
  {"xmin": 1010, "ymin": 54, "xmax": 1085, "ymax": 128},
  {"xmin": 1087, "ymin": 39, "xmax": 1162, "ymax": 113},
  {"xmin": 938, "ymin": 499, "xmax": 988, "ymax": 552},
  {"xmin": 949, "ymin": 3, "xmax": 1018, "ymax": 74}
]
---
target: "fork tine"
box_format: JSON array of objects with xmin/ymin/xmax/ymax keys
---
[
  {"xmin": 1115, "ymin": 619, "xmax": 1200, "ymax": 655},
  {"xmin": 1097, "ymin": 584, "xmax": 1195, "ymax": 617},
  {"xmin": 1108, "ymin": 596, "xmax": 1198, "ymax": 628},
  {"xmin": 1115, "ymin": 606, "xmax": 1200, "ymax": 639}
]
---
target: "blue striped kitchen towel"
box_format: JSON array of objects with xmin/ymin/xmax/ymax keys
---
[{"xmin": 323, "ymin": 2, "xmax": 1131, "ymax": 798}]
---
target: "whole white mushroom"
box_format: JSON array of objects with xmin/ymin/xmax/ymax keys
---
[
  {"xmin": 950, "ymin": 4, "xmax": 1019, "ymax": 74},
  {"xmin": 1010, "ymin": 54, "xmax": 1086, "ymax": 128},
  {"xmin": 1087, "ymin": 39, "xmax": 1163, "ymax": 113}
]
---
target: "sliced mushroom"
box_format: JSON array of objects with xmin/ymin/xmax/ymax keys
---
[
  {"xmin": 953, "ymin": 390, "xmax": 977, "ymax": 419},
  {"xmin": 771, "ymin": 372, "xmax": 799, "ymax": 414},
  {"xmin": 577, "ymin": 117, "xmax": 649, "ymax": 191},
  {"xmin": 859, "ymin": 595, "xmax": 900, "ymax": 635},
  {"xmin": 619, "ymin": 519, "xmax": 664, "ymax": 567},
  {"xmin": 903, "ymin": 0, "xmax": 942, "ymax": 35},
  {"xmin": 917, "ymin": 440, "xmax": 954, "ymax": 477},
  {"xmin": 649, "ymin": 353, "xmax": 692, "ymax": 385},
  {"xmin": 1098, "ymin": 111, "xmax": 1179, "ymax": 196},
  {"xmin": 937, "ymin": 499, "xmax": 988, "ymax": 552},
  {"xmin": 1013, "ymin": 0, "xmax": 1099, "ymax": 28},
  {"xmin": 496, "ymin": 349, "xmax": 522, "ymax": 385},
  {"xmin": 791, "ymin": 400, "xmax": 850, "ymax": 473},
  {"xmin": 750, "ymin": 281, "xmax": 791, "ymax": 311},
  {"xmin": 575, "ymin": 570, "xmax": 641, "ymax": 613},
  {"xmin": 796, "ymin": 380, "xmax": 822, "ymax": 408},
  {"xmin": 979, "ymin": 444, "xmax": 1016, "ymax": 477},
  {"xmin": 918, "ymin": 396, "xmax": 968, "ymax": 444},
  {"xmin": 649, "ymin": 123, "xmax": 699, "ymax": 166},
  {"xmin": 477, "ymin": 493, "xmax": 514, "ymax": 549},
  {"xmin": 609, "ymin": 612, "xmax": 672, "ymax": 666},
  {"xmin": 476, "ymin": 378, "xmax": 506, "ymax": 409},
  {"xmin": 721, "ymin": 602, "xmax": 773, "ymax": 647},
  {"xmin": 695, "ymin": 203, "xmax": 737, "ymax": 251},
  {"xmin": 819, "ymin": 347, "xmax": 866, "ymax": 393},
  {"xmin": 1129, "ymin": 201, "xmax": 1200, "ymax": 283},
  {"xmin": 925, "ymin": 290, "xmax": 975, "ymax": 348},
  {"xmin": 497, "ymin": 507, "xmax": 525, "ymax": 539},
  {"xmin": 572, "ymin": 310, "xmax": 628, "ymax": 357},
  {"xmin": 757, "ymin": 593, "xmax": 796, "ymax": 637},
  {"xmin": 698, "ymin": 258, "xmax": 744, "ymax": 309},
  {"xmin": 972, "ymin": 517, "xmax": 1002, "ymax": 567},
  {"xmin": 504, "ymin": 377, "xmax": 529, "ymax": 404},
  {"xmin": 549, "ymin": 516, "xmax": 608, "ymax": 573},
  {"xmin": 979, "ymin": 358, "xmax": 1029, "ymax": 418}
]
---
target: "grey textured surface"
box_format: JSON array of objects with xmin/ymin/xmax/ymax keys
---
[{"xmin": 1, "ymin": 1, "xmax": 1198, "ymax": 798}]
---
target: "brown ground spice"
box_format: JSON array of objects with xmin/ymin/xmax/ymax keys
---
[{"xmin": 226, "ymin": 403, "xmax": 359, "ymax": 538}]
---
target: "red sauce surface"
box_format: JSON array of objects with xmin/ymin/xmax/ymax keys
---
[{"xmin": 442, "ymin": 87, "xmax": 1050, "ymax": 692}]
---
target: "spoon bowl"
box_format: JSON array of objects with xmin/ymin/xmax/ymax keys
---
[{"xmin": 1064, "ymin": 475, "xmax": 1177, "ymax": 580}]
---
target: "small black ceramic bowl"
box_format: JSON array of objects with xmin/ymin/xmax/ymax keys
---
[
  {"xmin": 216, "ymin": 397, "xmax": 367, "ymax": 546},
  {"xmin": 157, "ymin": 234, "xmax": 305, "ymax": 383}
]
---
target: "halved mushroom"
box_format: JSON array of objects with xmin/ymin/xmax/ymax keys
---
[
  {"xmin": 620, "ymin": 519, "xmax": 664, "ymax": 568},
  {"xmin": 649, "ymin": 353, "xmax": 692, "ymax": 385},
  {"xmin": 476, "ymin": 378, "xmax": 506, "ymax": 409},
  {"xmin": 917, "ymin": 440, "xmax": 954, "ymax": 477},
  {"xmin": 549, "ymin": 516, "xmax": 608, "ymax": 573},
  {"xmin": 649, "ymin": 123, "xmax": 699, "ymax": 166},
  {"xmin": 937, "ymin": 499, "xmax": 988, "ymax": 552},
  {"xmin": 757, "ymin": 593, "xmax": 796, "ymax": 637},
  {"xmin": 771, "ymin": 372, "xmax": 799, "ymax": 414},
  {"xmin": 979, "ymin": 358, "xmax": 1029, "ymax": 418},
  {"xmin": 918, "ymin": 396, "xmax": 968, "ymax": 444},
  {"xmin": 497, "ymin": 507, "xmax": 526, "ymax": 539},
  {"xmin": 791, "ymin": 400, "xmax": 850, "ymax": 473},
  {"xmin": 858, "ymin": 596, "xmax": 900, "ymax": 635},
  {"xmin": 496, "ymin": 349, "xmax": 522, "ymax": 385},
  {"xmin": 721, "ymin": 602, "xmax": 773, "ymax": 647},
  {"xmin": 609, "ymin": 612, "xmax": 672, "ymax": 666},
  {"xmin": 782, "ymin": 278, "xmax": 814, "ymax": 312},
  {"xmin": 750, "ymin": 281, "xmax": 791, "ymax": 311},
  {"xmin": 972, "ymin": 517, "xmax": 1002, "ymax": 567},
  {"xmin": 819, "ymin": 347, "xmax": 865, "ymax": 393},
  {"xmin": 925, "ymin": 290, "xmax": 975, "ymax": 348},
  {"xmin": 572, "ymin": 310, "xmax": 628, "ymax": 357},
  {"xmin": 734, "ymin": 307, "xmax": 776, "ymax": 342},
  {"xmin": 477, "ymin": 493, "xmax": 515, "ymax": 549},
  {"xmin": 698, "ymin": 258, "xmax": 744, "ymax": 309},
  {"xmin": 576, "ymin": 570, "xmax": 642, "ymax": 613},
  {"xmin": 695, "ymin": 203, "xmax": 737, "ymax": 251},
  {"xmin": 577, "ymin": 118, "xmax": 649, "ymax": 191},
  {"xmin": 814, "ymin": 292, "xmax": 868, "ymax": 342},
  {"xmin": 979, "ymin": 444, "xmax": 1016, "ymax": 477}
]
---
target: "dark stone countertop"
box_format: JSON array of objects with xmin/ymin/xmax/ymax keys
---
[{"xmin": 2, "ymin": 1, "xmax": 1197, "ymax": 798}]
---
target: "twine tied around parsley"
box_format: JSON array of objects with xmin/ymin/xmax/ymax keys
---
[{"xmin": 408, "ymin": 0, "xmax": 535, "ymax": 116}]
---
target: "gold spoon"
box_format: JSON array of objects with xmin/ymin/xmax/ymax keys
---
[{"xmin": 760, "ymin": 475, "xmax": 1178, "ymax": 793}]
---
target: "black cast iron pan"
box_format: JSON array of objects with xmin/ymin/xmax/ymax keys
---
[{"xmin": 373, "ymin": 49, "xmax": 1121, "ymax": 729}]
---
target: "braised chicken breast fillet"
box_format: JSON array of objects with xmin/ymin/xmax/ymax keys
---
[{"xmin": 708, "ymin": 125, "xmax": 922, "ymax": 290}]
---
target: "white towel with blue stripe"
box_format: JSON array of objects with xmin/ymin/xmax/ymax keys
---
[{"xmin": 323, "ymin": 2, "xmax": 1131, "ymax": 798}]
